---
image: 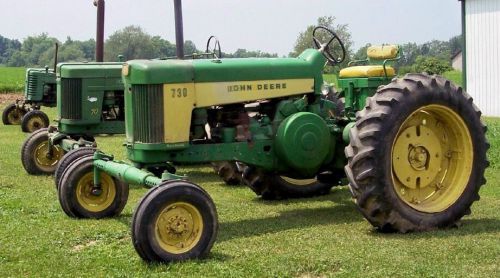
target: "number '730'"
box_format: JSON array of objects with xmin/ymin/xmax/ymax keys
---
[{"xmin": 171, "ymin": 88, "xmax": 188, "ymax": 98}]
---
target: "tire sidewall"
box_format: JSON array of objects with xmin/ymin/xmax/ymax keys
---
[
  {"xmin": 133, "ymin": 182, "xmax": 218, "ymax": 262},
  {"xmin": 376, "ymin": 81, "xmax": 487, "ymax": 227},
  {"xmin": 59, "ymin": 156, "xmax": 128, "ymax": 218}
]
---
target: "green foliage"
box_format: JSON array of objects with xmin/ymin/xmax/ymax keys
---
[
  {"xmin": 414, "ymin": 56, "xmax": 452, "ymax": 75},
  {"xmin": 352, "ymin": 43, "xmax": 371, "ymax": 61},
  {"xmin": 0, "ymin": 67, "xmax": 25, "ymax": 93},
  {"xmin": 0, "ymin": 105, "xmax": 499, "ymax": 277},
  {"xmin": 104, "ymin": 25, "xmax": 158, "ymax": 61},
  {"xmin": 443, "ymin": 70, "xmax": 463, "ymax": 87},
  {"xmin": 291, "ymin": 16, "xmax": 353, "ymax": 73},
  {"xmin": 224, "ymin": 49, "xmax": 278, "ymax": 58}
]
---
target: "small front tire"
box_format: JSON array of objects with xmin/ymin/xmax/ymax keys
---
[
  {"xmin": 2, "ymin": 103, "xmax": 26, "ymax": 125},
  {"xmin": 21, "ymin": 110, "xmax": 49, "ymax": 133},
  {"xmin": 132, "ymin": 180, "xmax": 218, "ymax": 262},
  {"xmin": 21, "ymin": 128, "xmax": 65, "ymax": 175},
  {"xmin": 58, "ymin": 156, "xmax": 129, "ymax": 218}
]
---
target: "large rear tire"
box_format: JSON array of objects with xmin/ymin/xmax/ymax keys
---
[
  {"xmin": 131, "ymin": 180, "xmax": 218, "ymax": 262},
  {"xmin": 21, "ymin": 128, "xmax": 65, "ymax": 175},
  {"xmin": 242, "ymin": 167, "xmax": 334, "ymax": 200},
  {"xmin": 21, "ymin": 110, "xmax": 49, "ymax": 133},
  {"xmin": 2, "ymin": 103, "xmax": 26, "ymax": 125},
  {"xmin": 212, "ymin": 161, "xmax": 243, "ymax": 185},
  {"xmin": 345, "ymin": 73, "xmax": 489, "ymax": 232},
  {"xmin": 58, "ymin": 156, "xmax": 129, "ymax": 218}
]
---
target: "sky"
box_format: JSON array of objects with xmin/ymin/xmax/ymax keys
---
[{"xmin": 0, "ymin": 0, "xmax": 462, "ymax": 56}]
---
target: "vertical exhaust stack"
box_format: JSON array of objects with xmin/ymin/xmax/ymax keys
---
[
  {"xmin": 174, "ymin": 0, "xmax": 184, "ymax": 59},
  {"xmin": 53, "ymin": 43, "xmax": 59, "ymax": 72},
  {"xmin": 94, "ymin": 0, "xmax": 105, "ymax": 62}
]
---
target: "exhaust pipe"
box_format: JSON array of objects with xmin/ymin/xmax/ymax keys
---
[
  {"xmin": 94, "ymin": 0, "xmax": 105, "ymax": 62},
  {"xmin": 174, "ymin": 0, "xmax": 184, "ymax": 59},
  {"xmin": 53, "ymin": 43, "xmax": 59, "ymax": 72}
]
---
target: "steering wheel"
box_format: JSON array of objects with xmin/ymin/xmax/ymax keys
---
[
  {"xmin": 206, "ymin": 36, "xmax": 222, "ymax": 59},
  {"xmin": 312, "ymin": 26, "xmax": 346, "ymax": 65}
]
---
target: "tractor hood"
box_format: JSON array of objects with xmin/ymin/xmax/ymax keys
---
[
  {"xmin": 58, "ymin": 62, "xmax": 123, "ymax": 79},
  {"xmin": 123, "ymin": 49, "xmax": 326, "ymax": 85}
]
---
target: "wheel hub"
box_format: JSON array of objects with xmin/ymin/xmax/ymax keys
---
[
  {"xmin": 391, "ymin": 105, "xmax": 473, "ymax": 212},
  {"xmin": 155, "ymin": 202, "xmax": 203, "ymax": 254},
  {"xmin": 393, "ymin": 125, "xmax": 441, "ymax": 190},
  {"xmin": 76, "ymin": 172, "xmax": 116, "ymax": 212},
  {"xmin": 408, "ymin": 145, "xmax": 429, "ymax": 171}
]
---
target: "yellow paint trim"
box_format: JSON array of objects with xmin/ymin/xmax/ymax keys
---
[
  {"xmin": 162, "ymin": 79, "xmax": 314, "ymax": 143},
  {"xmin": 155, "ymin": 202, "xmax": 204, "ymax": 255},
  {"xmin": 391, "ymin": 105, "xmax": 473, "ymax": 213},
  {"xmin": 195, "ymin": 78, "xmax": 314, "ymax": 107},
  {"xmin": 163, "ymin": 83, "xmax": 196, "ymax": 143}
]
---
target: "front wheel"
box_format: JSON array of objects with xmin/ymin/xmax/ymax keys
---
[
  {"xmin": 21, "ymin": 128, "xmax": 65, "ymax": 175},
  {"xmin": 345, "ymin": 73, "xmax": 489, "ymax": 232},
  {"xmin": 21, "ymin": 110, "xmax": 49, "ymax": 133},
  {"xmin": 54, "ymin": 147, "xmax": 96, "ymax": 189},
  {"xmin": 2, "ymin": 103, "xmax": 26, "ymax": 125},
  {"xmin": 132, "ymin": 180, "xmax": 218, "ymax": 262},
  {"xmin": 58, "ymin": 156, "xmax": 129, "ymax": 218}
]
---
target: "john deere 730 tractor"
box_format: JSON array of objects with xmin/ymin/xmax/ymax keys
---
[{"xmin": 57, "ymin": 26, "xmax": 488, "ymax": 263}]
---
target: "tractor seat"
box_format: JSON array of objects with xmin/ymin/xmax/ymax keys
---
[
  {"xmin": 339, "ymin": 65, "xmax": 396, "ymax": 78},
  {"xmin": 339, "ymin": 44, "xmax": 399, "ymax": 78}
]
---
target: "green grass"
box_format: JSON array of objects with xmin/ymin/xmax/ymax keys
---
[
  {"xmin": 0, "ymin": 105, "xmax": 499, "ymax": 277},
  {"xmin": 0, "ymin": 67, "xmax": 25, "ymax": 93},
  {"xmin": 443, "ymin": 70, "xmax": 463, "ymax": 87}
]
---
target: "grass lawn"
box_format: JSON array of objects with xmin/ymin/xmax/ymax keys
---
[
  {"xmin": 0, "ymin": 67, "xmax": 25, "ymax": 93},
  {"xmin": 0, "ymin": 104, "xmax": 499, "ymax": 277}
]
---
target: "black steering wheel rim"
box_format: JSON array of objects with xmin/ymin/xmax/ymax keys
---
[
  {"xmin": 206, "ymin": 36, "xmax": 222, "ymax": 58},
  {"xmin": 312, "ymin": 26, "xmax": 346, "ymax": 65}
]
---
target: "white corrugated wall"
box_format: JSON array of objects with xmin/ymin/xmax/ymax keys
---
[{"xmin": 465, "ymin": 0, "xmax": 500, "ymax": 117}]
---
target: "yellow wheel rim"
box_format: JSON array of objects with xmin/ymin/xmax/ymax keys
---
[
  {"xmin": 76, "ymin": 172, "xmax": 116, "ymax": 212},
  {"xmin": 33, "ymin": 141, "xmax": 65, "ymax": 172},
  {"xmin": 26, "ymin": 116, "xmax": 44, "ymax": 131},
  {"xmin": 155, "ymin": 202, "xmax": 203, "ymax": 254},
  {"xmin": 391, "ymin": 104, "xmax": 473, "ymax": 213},
  {"xmin": 280, "ymin": 176, "xmax": 317, "ymax": 186},
  {"xmin": 8, "ymin": 109, "xmax": 23, "ymax": 124}
]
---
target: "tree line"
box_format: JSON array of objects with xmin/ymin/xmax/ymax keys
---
[
  {"xmin": 0, "ymin": 25, "xmax": 278, "ymax": 67},
  {"xmin": 1, "ymin": 18, "xmax": 461, "ymax": 75}
]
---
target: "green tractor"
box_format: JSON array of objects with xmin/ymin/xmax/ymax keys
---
[
  {"xmin": 20, "ymin": 35, "xmax": 224, "ymax": 177},
  {"xmin": 1, "ymin": 45, "xmax": 58, "ymax": 133},
  {"xmin": 57, "ymin": 27, "xmax": 488, "ymax": 263},
  {"xmin": 20, "ymin": 62, "xmax": 125, "ymax": 176}
]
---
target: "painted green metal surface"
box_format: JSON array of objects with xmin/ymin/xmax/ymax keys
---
[
  {"xmin": 337, "ymin": 77, "xmax": 387, "ymax": 116},
  {"xmin": 24, "ymin": 68, "xmax": 57, "ymax": 104},
  {"xmin": 275, "ymin": 112, "xmax": 331, "ymax": 176},
  {"xmin": 124, "ymin": 49, "xmax": 325, "ymax": 93},
  {"xmin": 56, "ymin": 63, "xmax": 124, "ymax": 134}
]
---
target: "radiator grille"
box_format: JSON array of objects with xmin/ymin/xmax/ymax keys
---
[
  {"xmin": 60, "ymin": 78, "xmax": 82, "ymax": 120},
  {"xmin": 132, "ymin": 85, "xmax": 164, "ymax": 143},
  {"xmin": 26, "ymin": 74, "xmax": 38, "ymax": 97}
]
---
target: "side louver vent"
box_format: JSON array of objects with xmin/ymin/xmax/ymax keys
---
[
  {"xmin": 132, "ymin": 85, "xmax": 164, "ymax": 143},
  {"xmin": 60, "ymin": 78, "xmax": 82, "ymax": 120},
  {"xmin": 26, "ymin": 74, "xmax": 38, "ymax": 97}
]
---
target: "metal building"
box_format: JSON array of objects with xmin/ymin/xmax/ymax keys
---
[{"xmin": 461, "ymin": 0, "xmax": 500, "ymax": 117}]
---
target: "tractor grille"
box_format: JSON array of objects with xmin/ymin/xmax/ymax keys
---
[
  {"xmin": 132, "ymin": 85, "xmax": 164, "ymax": 143},
  {"xmin": 60, "ymin": 78, "xmax": 82, "ymax": 120},
  {"xmin": 26, "ymin": 74, "xmax": 38, "ymax": 97}
]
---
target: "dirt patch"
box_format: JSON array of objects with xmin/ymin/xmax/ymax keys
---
[{"xmin": 0, "ymin": 93, "xmax": 23, "ymax": 104}]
